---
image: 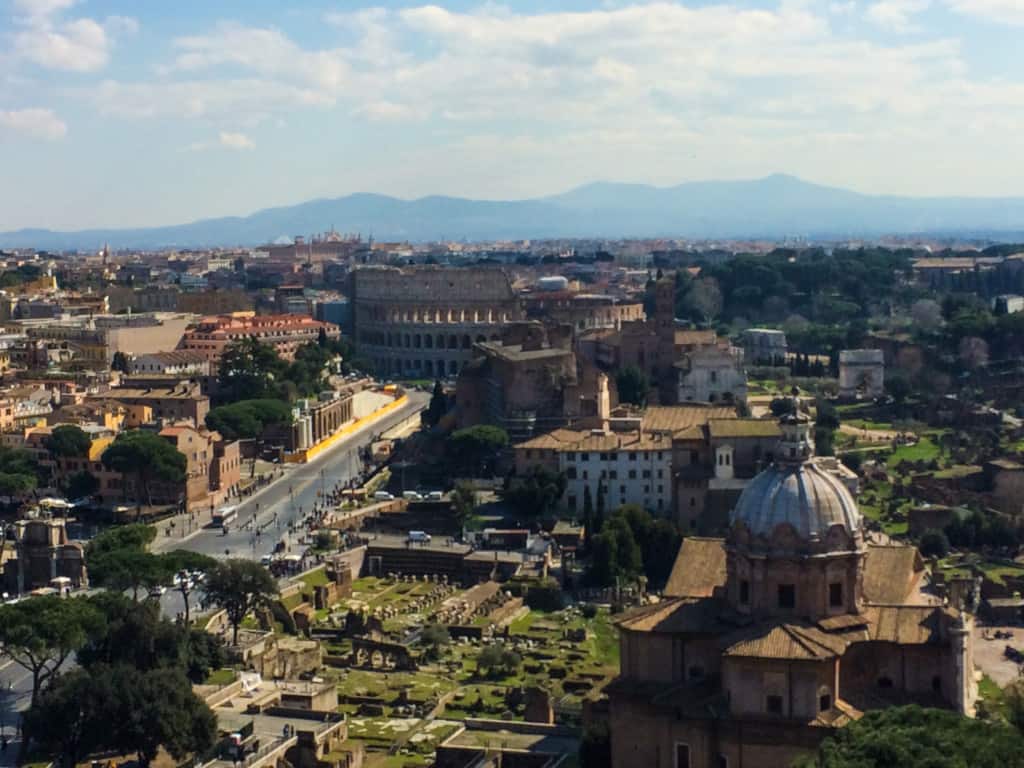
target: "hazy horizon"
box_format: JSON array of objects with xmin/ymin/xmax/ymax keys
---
[{"xmin": 2, "ymin": 0, "xmax": 1024, "ymax": 230}]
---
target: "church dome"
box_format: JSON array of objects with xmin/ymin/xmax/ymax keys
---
[{"xmin": 730, "ymin": 460, "xmax": 861, "ymax": 542}]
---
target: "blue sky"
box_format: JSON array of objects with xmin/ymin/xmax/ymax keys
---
[{"xmin": 1, "ymin": 0, "xmax": 1023, "ymax": 231}]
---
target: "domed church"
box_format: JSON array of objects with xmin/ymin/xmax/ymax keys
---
[{"xmin": 607, "ymin": 403, "xmax": 977, "ymax": 768}]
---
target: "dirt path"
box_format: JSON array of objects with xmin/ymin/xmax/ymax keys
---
[{"xmin": 838, "ymin": 424, "xmax": 901, "ymax": 442}]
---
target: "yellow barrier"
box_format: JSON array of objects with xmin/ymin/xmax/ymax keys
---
[{"xmin": 284, "ymin": 394, "xmax": 410, "ymax": 464}]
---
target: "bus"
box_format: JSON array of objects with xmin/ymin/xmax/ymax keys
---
[{"xmin": 212, "ymin": 505, "xmax": 239, "ymax": 529}]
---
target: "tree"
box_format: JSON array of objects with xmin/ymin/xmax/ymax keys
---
[
  {"xmin": 450, "ymin": 481, "xmax": 477, "ymax": 529},
  {"xmin": 216, "ymin": 336, "xmax": 287, "ymax": 404},
  {"xmin": 885, "ymin": 373, "xmax": 912, "ymax": 410},
  {"xmin": 21, "ymin": 667, "xmax": 110, "ymax": 768},
  {"xmin": 0, "ymin": 446, "xmax": 38, "ymax": 497},
  {"xmin": 770, "ymin": 396, "xmax": 796, "ymax": 417},
  {"xmin": 204, "ymin": 559, "xmax": 279, "ymax": 645},
  {"xmin": 919, "ymin": 529, "xmax": 950, "ymax": 558},
  {"xmin": 107, "ymin": 666, "xmax": 217, "ymax": 768},
  {"xmin": 795, "ymin": 705, "xmax": 1024, "ymax": 767},
  {"xmin": 616, "ymin": 365, "xmax": 649, "ymax": 407},
  {"xmin": 44, "ymin": 424, "xmax": 92, "ymax": 459},
  {"xmin": 424, "ymin": 380, "xmax": 448, "ymax": 427},
  {"xmin": 582, "ymin": 484, "xmax": 594, "ymax": 551},
  {"xmin": 959, "ymin": 335, "xmax": 990, "ymax": 370},
  {"xmin": 502, "ymin": 466, "xmax": 566, "ymax": 518},
  {"xmin": 477, "ymin": 642, "xmax": 521, "ymax": 677},
  {"xmin": 111, "ymin": 351, "xmax": 130, "ymax": 372},
  {"xmin": 686, "ymin": 276, "xmax": 723, "ymax": 324},
  {"xmin": 66, "ymin": 470, "xmax": 99, "ymax": 500},
  {"xmin": 420, "ymin": 623, "xmax": 450, "ymax": 660},
  {"xmin": 86, "ymin": 523, "xmax": 167, "ymax": 600},
  {"xmin": 589, "ymin": 516, "xmax": 642, "ymax": 587},
  {"xmin": 101, "ymin": 430, "xmax": 187, "ymax": 513},
  {"xmin": 164, "ymin": 549, "xmax": 216, "ymax": 625},
  {"xmin": 911, "ymin": 299, "xmax": 943, "ymax": 332},
  {"xmin": 448, "ymin": 425, "xmax": 509, "ymax": 475},
  {"xmin": 0, "ymin": 596, "xmax": 101, "ymax": 707},
  {"xmin": 206, "ymin": 399, "xmax": 293, "ymax": 441}
]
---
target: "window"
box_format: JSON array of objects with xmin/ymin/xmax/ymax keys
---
[
  {"xmin": 819, "ymin": 693, "xmax": 832, "ymax": 712},
  {"xmin": 620, "ymin": 485, "xmax": 626, "ymax": 494},
  {"xmin": 718, "ymin": 756, "xmax": 729, "ymax": 768},
  {"xmin": 609, "ymin": 452, "xmax": 618, "ymax": 460},
  {"xmin": 609, "ymin": 470, "xmax": 618, "ymax": 480},
  {"xmin": 568, "ymin": 495, "xmax": 577, "ymax": 510},
  {"xmin": 688, "ymin": 665, "xmax": 705, "ymax": 680},
  {"xmin": 740, "ymin": 579, "xmax": 750, "ymax": 604},
  {"xmin": 599, "ymin": 452, "xmax": 608, "ymax": 461},
  {"xmin": 629, "ymin": 452, "xmax": 637, "ymax": 461},
  {"xmin": 877, "ymin": 676, "xmax": 894, "ymax": 689},
  {"xmin": 778, "ymin": 584, "xmax": 796, "ymax": 609},
  {"xmin": 675, "ymin": 744, "xmax": 690, "ymax": 768},
  {"xmin": 566, "ymin": 467, "xmax": 577, "ymax": 480},
  {"xmin": 829, "ymin": 582, "xmax": 843, "ymax": 607},
  {"xmin": 580, "ymin": 453, "xmax": 589, "ymax": 461},
  {"xmin": 690, "ymin": 450, "xmax": 699, "ymax": 465},
  {"xmin": 628, "ymin": 469, "xmax": 637, "ymax": 479},
  {"xmin": 658, "ymin": 469, "xmax": 663, "ymax": 478},
  {"xmin": 642, "ymin": 469, "xmax": 651, "ymax": 478},
  {"xmin": 710, "ymin": 370, "xmax": 718, "ymax": 383},
  {"xmin": 566, "ymin": 452, "xmax": 576, "ymax": 461},
  {"xmin": 582, "ymin": 470, "xmax": 588, "ymax": 480},
  {"xmin": 932, "ymin": 676, "xmax": 942, "ymax": 693},
  {"xmin": 644, "ymin": 485, "xmax": 650, "ymax": 493},
  {"xmin": 766, "ymin": 695, "xmax": 783, "ymax": 715}
]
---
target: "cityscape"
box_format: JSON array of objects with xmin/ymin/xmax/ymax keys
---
[{"xmin": 3, "ymin": 2, "xmax": 1024, "ymax": 768}]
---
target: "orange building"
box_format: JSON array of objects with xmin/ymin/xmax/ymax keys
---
[{"xmin": 177, "ymin": 312, "xmax": 340, "ymax": 365}]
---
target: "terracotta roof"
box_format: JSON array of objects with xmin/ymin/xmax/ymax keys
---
[
  {"xmin": 723, "ymin": 622, "xmax": 849, "ymax": 660},
  {"xmin": 673, "ymin": 425, "xmax": 705, "ymax": 440},
  {"xmin": 664, "ymin": 537, "xmax": 727, "ymax": 598},
  {"xmin": 863, "ymin": 544, "xmax": 922, "ymax": 605},
  {"xmin": 675, "ymin": 329, "xmax": 718, "ymax": 347},
  {"xmin": 515, "ymin": 429, "xmax": 672, "ymax": 453},
  {"xmin": 642, "ymin": 405, "xmax": 735, "ymax": 434},
  {"xmin": 865, "ymin": 605, "xmax": 947, "ymax": 644},
  {"xmin": 708, "ymin": 419, "xmax": 782, "ymax": 439},
  {"xmin": 615, "ymin": 597, "xmax": 726, "ymax": 634}
]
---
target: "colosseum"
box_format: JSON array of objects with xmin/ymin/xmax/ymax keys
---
[{"xmin": 350, "ymin": 265, "xmax": 524, "ymax": 377}]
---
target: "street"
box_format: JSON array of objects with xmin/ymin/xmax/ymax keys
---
[{"xmin": 0, "ymin": 390, "xmax": 428, "ymax": 766}]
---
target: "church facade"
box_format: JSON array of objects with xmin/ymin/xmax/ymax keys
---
[{"xmin": 607, "ymin": 407, "xmax": 976, "ymax": 768}]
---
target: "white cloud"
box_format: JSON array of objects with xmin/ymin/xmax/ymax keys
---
[
  {"xmin": 0, "ymin": 107, "xmax": 67, "ymax": 140},
  {"xmin": 219, "ymin": 131, "xmax": 255, "ymax": 150},
  {"xmin": 946, "ymin": 0, "xmax": 1024, "ymax": 24},
  {"xmin": 184, "ymin": 130, "xmax": 256, "ymax": 152},
  {"xmin": 72, "ymin": 2, "xmax": 1024, "ymax": 197},
  {"xmin": 8, "ymin": 0, "xmax": 135, "ymax": 73},
  {"xmin": 866, "ymin": 0, "xmax": 930, "ymax": 30},
  {"xmin": 12, "ymin": 0, "xmax": 78, "ymax": 20}
]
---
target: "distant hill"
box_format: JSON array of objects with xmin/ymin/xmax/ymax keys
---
[{"xmin": 4, "ymin": 174, "xmax": 1024, "ymax": 249}]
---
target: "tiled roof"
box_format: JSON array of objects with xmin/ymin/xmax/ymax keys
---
[
  {"xmin": 664, "ymin": 537, "xmax": 727, "ymax": 598},
  {"xmin": 723, "ymin": 622, "xmax": 849, "ymax": 660},
  {"xmin": 862, "ymin": 544, "xmax": 922, "ymax": 605},
  {"xmin": 865, "ymin": 605, "xmax": 947, "ymax": 644},
  {"xmin": 643, "ymin": 405, "xmax": 735, "ymax": 434},
  {"xmin": 615, "ymin": 597, "xmax": 726, "ymax": 634},
  {"xmin": 515, "ymin": 428, "xmax": 672, "ymax": 453},
  {"xmin": 708, "ymin": 418, "xmax": 782, "ymax": 439}
]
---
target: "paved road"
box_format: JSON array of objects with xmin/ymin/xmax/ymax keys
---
[
  {"xmin": 154, "ymin": 390, "xmax": 428, "ymax": 617},
  {"xmin": 0, "ymin": 391, "xmax": 428, "ymax": 765}
]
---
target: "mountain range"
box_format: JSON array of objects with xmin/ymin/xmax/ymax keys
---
[{"xmin": 4, "ymin": 174, "xmax": 1024, "ymax": 250}]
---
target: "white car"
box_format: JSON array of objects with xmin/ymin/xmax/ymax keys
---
[{"xmin": 148, "ymin": 585, "xmax": 167, "ymax": 598}]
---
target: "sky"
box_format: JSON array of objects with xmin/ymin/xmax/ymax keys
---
[{"xmin": 1, "ymin": 0, "xmax": 1023, "ymax": 231}]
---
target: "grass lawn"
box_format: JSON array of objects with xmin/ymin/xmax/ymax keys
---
[
  {"xmin": 300, "ymin": 566, "xmax": 330, "ymax": 589},
  {"xmin": 887, "ymin": 436, "xmax": 942, "ymax": 468},
  {"xmin": 978, "ymin": 675, "xmax": 1009, "ymax": 720},
  {"xmin": 204, "ymin": 667, "xmax": 237, "ymax": 686}
]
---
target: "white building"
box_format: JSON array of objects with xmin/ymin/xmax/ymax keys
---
[
  {"xmin": 129, "ymin": 350, "xmax": 211, "ymax": 377},
  {"xmin": 838, "ymin": 349, "xmax": 885, "ymax": 399},
  {"xmin": 677, "ymin": 346, "xmax": 747, "ymax": 405},
  {"xmin": 516, "ymin": 428, "xmax": 674, "ymax": 515},
  {"xmin": 742, "ymin": 328, "xmax": 788, "ymax": 364}
]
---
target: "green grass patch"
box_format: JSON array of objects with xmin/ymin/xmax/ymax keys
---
[
  {"xmin": 300, "ymin": 566, "xmax": 330, "ymax": 589},
  {"xmin": 979, "ymin": 675, "xmax": 1009, "ymax": 720},
  {"xmin": 204, "ymin": 667, "xmax": 237, "ymax": 686},
  {"xmin": 845, "ymin": 418, "xmax": 895, "ymax": 431},
  {"xmin": 887, "ymin": 436, "xmax": 942, "ymax": 468}
]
